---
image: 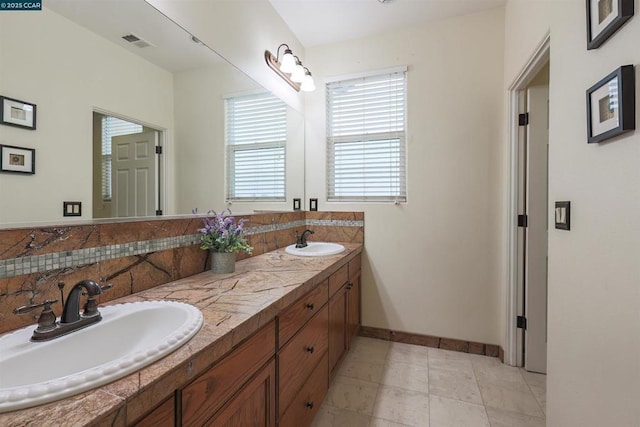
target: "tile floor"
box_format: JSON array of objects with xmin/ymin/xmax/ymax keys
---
[{"xmin": 312, "ymin": 337, "xmax": 546, "ymax": 427}]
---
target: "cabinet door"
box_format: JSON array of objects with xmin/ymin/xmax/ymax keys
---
[
  {"xmin": 182, "ymin": 321, "xmax": 275, "ymax": 426},
  {"xmin": 204, "ymin": 359, "xmax": 275, "ymax": 427},
  {"xmin": 328, "ymin": 284, "xmax": 348, "ymax": 376},
  {"xmin": 134, "ymin": 395, "xmax": 175, "ymax": 427},
  {"xmin": 347, "ymin": 271, "xmax": 361, "ymax": 345}
]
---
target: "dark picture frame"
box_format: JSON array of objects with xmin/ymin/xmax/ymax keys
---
[
  {"xmin": 0, "ymin": 96, "xmax": 37, "ymax": 130},
  {"xmin": 555, "ymin": 201, "xmax": 571, "ymax": 231},
  {"xmin": 586, "ymin": 0, "xmax": 634, "ymax": 50},
  {"xmin": 0, "ymin": 144, "xmax": 36, "ymax": 174},
  {"xmin": 586, "ymin": 65, "xmax": 635, "ymax": 143}
]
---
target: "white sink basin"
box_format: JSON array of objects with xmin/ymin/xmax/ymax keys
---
[
  {"xmin": 285, "ymin": 242, "xmax": 345, "ymax": 257},
  {"xmin": 0, "ymin": 300, "xmax": 203, "ymax": 413}
]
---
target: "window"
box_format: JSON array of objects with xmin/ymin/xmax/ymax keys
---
[
  {"xmin": 100, "ymin": 116, "xmax": 142, "ymax": 200},
  {"xmin": 225, "ymin": 92, "xmax": 286, "ymax": 201},
  {"xmin": 326, "ymin": 69, "xmax": 407, "ymax": 202}
]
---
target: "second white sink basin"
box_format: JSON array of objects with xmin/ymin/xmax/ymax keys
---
[
  {"xmin": 0, "ymin": 300, "xmax": 203, "ymax": 413},
  {"xmin": 285, "ymin": 242, "xmax": 345, "ymax": 257}
]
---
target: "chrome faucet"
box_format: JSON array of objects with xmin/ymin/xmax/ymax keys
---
[
  {"xmin": 295, "ymin": 229, "xmax": 315, "ymax": 248},
  {"xmin": 13, "ymin": 279, "xmax": 111, "ymax": 341}
]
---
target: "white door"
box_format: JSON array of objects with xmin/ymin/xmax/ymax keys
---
[
  {"xmin": 111, "ymin": 131, "xmax": 157, "ymax": 217},
  {"xmin": 524, "ymin": 85, "xmax": 549, "ymax": 373}
]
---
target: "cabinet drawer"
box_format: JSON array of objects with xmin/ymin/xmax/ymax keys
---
[
  {"xmin": 182, "ymin": 320, "xmax": 276, "ymax": 426},
  {"xmin": 349, "ymin": 255, "xmax": 361, "ymax": 280},
  {"xmin": 278, "ymin": 353, "xmax": 328, "ymax": 427},
  {"xmin": 278, "ymin": 280, "xmax": 328, "ymax": 345},
  {"xmin": 278, "ymin": 305, "xmax": 328, "ymax": 417},
  {"xmin": 329, "ymin": 263, "xmax": 348, "ymax": 297}
]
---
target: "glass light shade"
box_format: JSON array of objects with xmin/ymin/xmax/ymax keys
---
[
  {"xmin": 280, "ymin": 50, "xmax": 296, "ymax": 73},
  {"xmin": 301, "ymin": 72, "xmax": 315, "ymax": 92},
  {"xmin": 291, "ymin": 64, "xmax": 305, "ymax": 83}
]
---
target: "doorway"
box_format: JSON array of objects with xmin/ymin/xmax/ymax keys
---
[
  {"xmin": 92, "ymin": 112, "xmax": 163, "ymax": 219},
  {"xmin": 506, "ymin": 35, "xmax": 550, "ymax": 372}
]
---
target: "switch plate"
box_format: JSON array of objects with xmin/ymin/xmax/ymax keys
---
[
  {"xmin": 293, "ymin": 198, "xmax": 301, "ymax": 211},
  {"xmin": 309, "ymin": 198, "xmax": 318, "ymax": 211},
  {"xmin": 63, "ymin": 201, "xmax": 82, "ymax": 217}
]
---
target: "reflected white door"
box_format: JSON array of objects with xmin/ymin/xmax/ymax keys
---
[
  {"xmin": 525, "ymin": 85, "xmax": 549, "ymax": 373},
  {"xmin": 111, "ymin": 131, "xmax": 157, "ymax": 217}
]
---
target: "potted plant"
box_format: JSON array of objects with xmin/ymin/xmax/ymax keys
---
[{"xmin": 195, "ymin": 209, "xmax": 252, "ymax": 273}]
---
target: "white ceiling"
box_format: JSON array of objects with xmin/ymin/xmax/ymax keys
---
[
  {"xmin": 46, "ymin": 0, "xmax": 222, "ymax": 72},
  {"xmin": 268, "ymin": 0, "xmax": 506, "ymax": 47}
]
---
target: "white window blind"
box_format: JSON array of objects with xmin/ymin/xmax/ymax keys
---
[
  {"xmin": 326, "ymin": 70, "xmax": 407, "ymax": 202},
  {"xmin": 100, "ymin": 116, "xmax": 142, "ymax": 200},
  {"xmin": 226, "ymin": 92, "xmax": 286, "ymax": 201}
]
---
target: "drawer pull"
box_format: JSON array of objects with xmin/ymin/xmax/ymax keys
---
[
  {"xmin": 305, "ymin": 345, "xmax": 315, "ymax": 354},
  {"xmin": 306, "ymin": 302, "xmax": 314, "ymax": 310},
  {"xmin": 306, "ymin": 401, "xmax": 314, "ymax": 410},
  {"xmin": 346, "ymin": 283, "xmax": 353, "ymax": 290}
]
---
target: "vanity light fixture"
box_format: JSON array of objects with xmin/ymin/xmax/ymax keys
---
[{"xmin": 264, "ymin": 44, "xmax": 315, "ymax": 92}]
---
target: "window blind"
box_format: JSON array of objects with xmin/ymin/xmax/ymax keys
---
[
  {"xmin": 326, "ymin": 70, "xmax": 407, "ymax": 202},
  {"xmin": 226, "ymin": 92, "xmax": 286, "ymax": 201},
  {"xmin": 100, "ymin": 116, "xmax": 142, "ymax": 200}
]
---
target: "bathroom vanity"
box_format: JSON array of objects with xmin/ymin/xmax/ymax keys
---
[{"xmin": 0, "ymin": 243, "xmax": 362, "ymax": 426}]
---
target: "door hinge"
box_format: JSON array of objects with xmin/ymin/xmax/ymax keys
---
[
  {"xmin": 517, "ymin": 316, "xmax": 527, "ymax": 330},
  {"xmin": 156, "ymin": 209, "xmax": 163, "ymax": 216},
  {"xmin": 517, "ymin": 214, "xmax": 528, "ymax": 227},
  {"xmin": 518, "ymin": 112, "xmax": 529, "ymax": 126},
  {"xmin": 155, "ymin": 146, "xmax": 163, "ymax": 155}
]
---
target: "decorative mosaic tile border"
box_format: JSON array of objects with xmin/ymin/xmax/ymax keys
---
[{"xmin": 0, "ymin": 219, "xmax": 364, "ymax": 279}]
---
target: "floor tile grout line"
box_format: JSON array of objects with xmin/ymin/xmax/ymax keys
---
[
  {"xmin": 469, "ymin": 354, "xmax": 492, "ymax": 425},
  {"xmin": 520, "ymin": 368, "xmax": 547, "ymax": 416}
]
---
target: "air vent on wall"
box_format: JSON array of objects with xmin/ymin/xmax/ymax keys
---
[{"xmin": 121, "ymin": 33, "xmax": 154, "ymax": 49}]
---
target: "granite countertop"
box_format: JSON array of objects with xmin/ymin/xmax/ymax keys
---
[{"xmin": 0, "ymin": 243, "xmax": 362, "ymax": 426}]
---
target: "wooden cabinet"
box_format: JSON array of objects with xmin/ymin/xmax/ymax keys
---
[
  {"xmin": 203, "ymin": 360, "xmax": 275, "ymax": 427},
  {"xmin": 328, "ymin": 255, "xmax": 362, "ymax": 376},
  {"xmin": 346, "ymin": 255, "xmax": 362, "ymax": 345},
  {"xmin": 134, "ymin": 395, "xmax": 175, "ymax": 427},
  {"xmin": 131, "ymin": 252, "xmax": 361, "ymax": 427},
  {"xmin": 278, "ymin": 354, "xmax": 328, "ymax": 427},
  {"xmin": 182, "ymin": 321, "xmax": 276, "ymax": 426},
  {"xmin": 328, "ymin": 284, "xmax": 348, "ymax": 377}
]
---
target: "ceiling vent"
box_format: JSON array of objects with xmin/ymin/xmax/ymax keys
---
[{"xmin": 121, "ymin": 33, "xmax": 154, "ymax": 49}]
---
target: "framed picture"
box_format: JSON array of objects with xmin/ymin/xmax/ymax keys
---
[
  {"xmin": 586, "ymin": 65, "xmax": 635, "ymax": 143},
  {"xmin": 0, "ymin": 96, "xmax": 37, "ymax": 130},
  {"xmin": 0, "ymin": 145, "xmax": 35, "ymax": 174},
  {"xmin": 586, "ymin": 0, "xmax": 634, "ymax": 50},
  {"xmin": 555, "ymin": 201, "xmax": 571, "ymax": 231}
]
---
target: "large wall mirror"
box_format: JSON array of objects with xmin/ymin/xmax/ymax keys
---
[{"xmin": 0, "ymin": 0, "xmax": 304, "ymax": 228}]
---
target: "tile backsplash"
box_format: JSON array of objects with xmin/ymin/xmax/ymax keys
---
[{"xmin": 0, "ymin": 211, "xmax": 363, "ymax": 335}]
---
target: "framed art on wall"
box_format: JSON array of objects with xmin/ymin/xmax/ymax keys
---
[
  {"xmin": 586, "ymin": 65, "xmax": 635, "ymax": 143},
  {"xmin": 0, "ymin": 145, "xmax": 36, "ymax": 174},
  {"xmin": 586, "ymin": 0, "xmax": 634, "ymax": 50},
  {"xmin": 0, "ymin": 96, "xmax": 37, "ymax": 130}
]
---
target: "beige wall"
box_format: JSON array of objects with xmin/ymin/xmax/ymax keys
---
[
  {"xmin": 505, "ymin": 1, "xmax": 640, "ymax": 425},
  {"xmin": 305, "ymin": 7, "xmax": 506, "ymax": 346},
  {"xmin": 0, "ymin": 8, "xmax": 174, "ymax": 225}
]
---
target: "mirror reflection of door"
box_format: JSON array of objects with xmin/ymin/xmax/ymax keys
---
[{"xmin": 92, "ymin": 113, "xmax": 161, "ymax": 219}]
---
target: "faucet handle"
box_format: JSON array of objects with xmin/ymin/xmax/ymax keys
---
[
  {"xmin": 81, "ymin": 283, "xmax": 113, "ymax": 296},
  {"xmin": 14, "ymin": 299, "xmax": 58, "ymax": 332},
  {"xmin": 13, "ymin": 299, "xmax": 58, "ymax": 315}
]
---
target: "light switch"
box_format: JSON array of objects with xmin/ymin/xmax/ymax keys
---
[{"xmin": 63, "ymin": 201, "xmax": 82, "ymax": 217}]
